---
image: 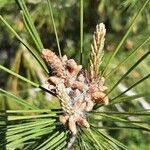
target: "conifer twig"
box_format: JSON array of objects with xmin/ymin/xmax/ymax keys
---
[{"xmin": 89, "ymin": 23, "xmax": 106, "ymax": 80}]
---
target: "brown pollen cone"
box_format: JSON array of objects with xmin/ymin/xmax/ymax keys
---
[{"xmin": 41, "ymin": 49, "xmax": 65, "ymax": 77}]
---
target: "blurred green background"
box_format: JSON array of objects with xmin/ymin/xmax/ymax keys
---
[{"xmin": 0, "ymin": 0, "xmax": 149, "ymax": 149}]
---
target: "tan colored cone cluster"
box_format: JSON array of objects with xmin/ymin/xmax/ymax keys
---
[
  {"xmin": 41, "ymin": 48, "xmax": 108, "ymax": 135},
  {"xmin": 41, "ymin": 23, "xmax": 108, "ymax": 134}
]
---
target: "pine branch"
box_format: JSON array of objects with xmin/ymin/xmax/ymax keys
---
[{"xmin": 89, "ymin": 23, "xmax": 106, "ymax": 81}]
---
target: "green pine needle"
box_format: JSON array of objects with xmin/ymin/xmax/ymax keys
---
[{"xmin": 102, "ymin": 0, "xmax": 149, "ymax": 76}]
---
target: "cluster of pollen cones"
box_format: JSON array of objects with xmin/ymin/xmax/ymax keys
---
[
  {"xmin": 41, "ymin": 23, "xmax": 108, "ymax": 135},
  {"xmin": 41, "ymin": 50, "xmax": 108, "ymax": 135}
]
